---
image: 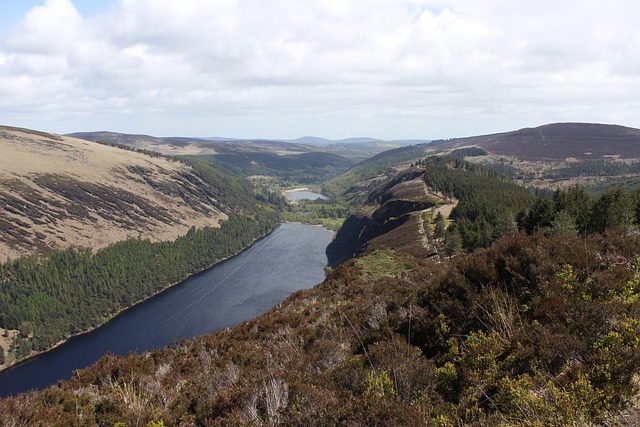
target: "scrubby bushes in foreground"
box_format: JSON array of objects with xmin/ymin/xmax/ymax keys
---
[{"xmin": 2, "ymin": 231, "xmax": 640, "ymax": 426}]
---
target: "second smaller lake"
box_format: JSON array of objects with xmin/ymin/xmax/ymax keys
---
[{"xmin": 285, "ymin": 191, "xmax": 328, "ymax": 201}]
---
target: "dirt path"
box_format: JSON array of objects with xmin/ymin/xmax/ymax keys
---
[
  {"xmin": 0, "ymin": 328, "xmax": 18, "ymax": 369},
  {"xmin": 416, "ymin": 197, "xmax": 458, "ymax": 261}
]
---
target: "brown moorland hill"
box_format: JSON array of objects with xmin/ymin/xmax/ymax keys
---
[
  {"xmin": 432, "ymin": 122, "xmax": 640, "ymax": 160},
  {"xmin": 0, "ymin": 126, "xmax": 227, "ymax": 260}
]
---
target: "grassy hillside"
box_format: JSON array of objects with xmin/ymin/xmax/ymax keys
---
[
  {"xmin": 0, "ymin": 127, "xmax": 234, "ymax": 260},
  {"xmin": 431, "ymin": 122, "xmax": 640, "ymax": 161},
  {"xmin": 322, "ymin": 123, "xmax": 640, "ymax": 201},
  {"xmin": 312, "ymin": 140, "xmax": 418, "ymax": 163},
  {"xmin": 70, "ymin": 131, "xmax": 358, "ymax": 184},
  {"xmin": 429, "ymin": 123, "xmax": 640, "ymax": 191}
]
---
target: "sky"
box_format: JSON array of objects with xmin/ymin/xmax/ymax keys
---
[{"xmin": 0, "ymin": 0, "xmax": 639, "ymax": 140}]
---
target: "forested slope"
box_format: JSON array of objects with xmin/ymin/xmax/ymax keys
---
[
  {"xmin": 323, "ymin": 123, "xmax": 640, "ymax": 197},
  {"xmin": 429, "ymin": 123, "xmax": 640, "ymax": 191},
  {"xmin": 197, "ymin": 151, "xmax": 354, "ymax": 184},
  {"xmin": 322, "ymin": 143, "xmax": 434, "ymax": 203},
  {"xmin": 0, "ymin": 212, "xmax": 278, "ymax": 361}
]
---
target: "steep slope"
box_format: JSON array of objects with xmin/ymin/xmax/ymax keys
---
[
  {"xmin": 0, "ymin": 126, "xmax": 282, "ymax": 369},
  {"xmin": 327, "ymin": 156, "xmax": 535, "ymax": 266},
  {"xmin": 0, "ymin": 126, "xmax": 230, "ymax": 260},
  {"xmin": 326, "ymin": 167, "xmax": 448, "ymax": 266},
  {"xmin": 323, "ymin": 143, "xmax": 435, "ymax": 203}
]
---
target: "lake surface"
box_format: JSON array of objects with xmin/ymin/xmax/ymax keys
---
[
  {"xmin": 286, "ymin": 191, "xmax": 328, "ymax": 201},
  {"xmin": 0, "ymin": 223, "xmax": 333, "ymax": 397}
]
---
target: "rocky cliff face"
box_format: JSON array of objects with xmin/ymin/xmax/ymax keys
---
[{"xmin": 326, "ymin": 167, "xmax": 448, "ymax": 266}]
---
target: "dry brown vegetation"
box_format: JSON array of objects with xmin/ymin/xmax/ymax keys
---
[
  {"xmin": 432, "ymin": 123, "xmax": 640, "ymax": 161},
  {"xmin": 0, "ymin": 127, "xmax": 226, "ymax": 260},
  {"xmin": 2, "ymin": 231, "xmax": 640, "ymax": 425}
]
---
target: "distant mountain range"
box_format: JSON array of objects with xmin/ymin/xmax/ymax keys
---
[
  {"xmin": 287, "ymin": 136, "xmax": 426, "ymax": 146},
  {"xmin": 66, "ymin": 131, "xmax": 416, "ymax": 161}
]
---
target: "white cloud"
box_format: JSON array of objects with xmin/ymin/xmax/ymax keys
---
[
  {"xmin": 0, "ymin": 0, "xmax": 639, "ymax": 139},
  {"xmin": 4, "ymin": 0, "xmax": 84, "ymax": 54}
]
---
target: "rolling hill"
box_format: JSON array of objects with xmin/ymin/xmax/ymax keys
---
[
  {"xmin": 322, "ymin": 143, "xmax": 436, "ymax": 203},
  {"xmin": 67, "ymin": 131, "xmax": 314, "ymax": 156},
  {"xmin": 430, "ymin": 122, "xmax": 640, "ymax": 161},
  {"xmin": 68, "ymin": 131, "xmax": 413, "ymax": 182},
  {"xmin": 325, "ymin": 123, "xmax": 640, "ymax": 201},
  {"xmin": 69, "ymin": 131, "xmax": 357, "ymax": 183}
]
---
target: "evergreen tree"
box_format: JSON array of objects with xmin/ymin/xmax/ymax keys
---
[
  {"xmin": 433, "ymin": 212, "xmax": 447, "ymax": 239},
  {"xmin": 553, "ymin": 185, "xmax": 591, "ymax": 231},
  {"xmin": 518, "ymin": 198, "xmax": 555, "ymax": 234},
  {"xmin": 444, "ymin": 228, "xmax": 463, "ymax": 258},
  {"xmin": 590, "ymin": 188, "xmax": 636, "ymax": 233},
  {"xmin": 548, "ymin": 209, "xmax": 577, "ymax": 237},
  {"xmin": 493, "ymin": 211, "xmax": 518, "ymax": 239}
]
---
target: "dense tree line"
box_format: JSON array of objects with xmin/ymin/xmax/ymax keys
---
[
  {"xmin": 414, "ymin": 157, "xmax": 640, "ymax": 254},
  {"xmin": 0, "ymin": 212, "xmax": 279, "ymax": 360},
  {"xmin": 95, "ymin": 140, "xmax": 167, "ymax": 159},
  {"xmin": 177, "ymin": 156, "xmax": 259, "ymax": 213},
  {"xmin": 449, "ymin": 146, "xmax": 488, "ymax": 158},
  {"xmin": 415, "ymin": 156, "xmax": 537, "ymax": 251},
  {"xmin": 518, "ymin": 185, "xmax": 640, "ymax": 236},
  {"xmin": 196, "ymin": 152, "xmax": 353, "ymax": 184}
]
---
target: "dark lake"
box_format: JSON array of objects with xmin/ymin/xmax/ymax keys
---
[{"xmin": 0, "ymin": 223, "xmax": 333, "ymax": 397}]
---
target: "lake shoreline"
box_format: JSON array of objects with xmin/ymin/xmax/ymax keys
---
[
  {"xmin": 283, "ymin": 188, "xmax": 328, "ymax": 202},
  {"xmin": 0, "ymin": 223, "xmax": 281, "ymax": 376},
  {"xmin": 0, "ymin": 222, "xmax": 334, "ymax": 397}
]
